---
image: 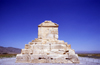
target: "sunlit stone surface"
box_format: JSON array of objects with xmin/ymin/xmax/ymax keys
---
[{"xmin": 16, "ymin": 20, "xmax": 80, "ymax": 63}]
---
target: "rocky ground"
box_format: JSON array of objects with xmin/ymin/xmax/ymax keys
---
[{"xmin": 0, "ymin": 57, "xmax": 100, "ymax": 65}]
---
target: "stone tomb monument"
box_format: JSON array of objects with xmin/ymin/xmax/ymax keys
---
[{"xmin": 16, "ymin": 21, "xmax": 79, "ymax": 63}]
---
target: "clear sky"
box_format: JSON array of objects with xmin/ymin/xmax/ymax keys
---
[{"xmin": 0, "ymin": 0, "xmax": 100, "ymax": 51}]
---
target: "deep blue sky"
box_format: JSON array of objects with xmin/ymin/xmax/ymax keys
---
[{"xmin": 0, "ymin": 0, "xmax": 100, "ymax": 51}]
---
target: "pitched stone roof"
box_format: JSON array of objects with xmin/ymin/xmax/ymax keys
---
[{"xmin": 38, "ymin": 20, "xmax": 59, "ymax": 27}]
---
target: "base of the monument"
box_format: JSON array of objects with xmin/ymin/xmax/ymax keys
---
[
  {"xmin": 16, "ymin": 54, "xmax": 79, "ymax": 63},
  {"xmin": 16, "ymin": 39, "xmax": 80, "ymax": 63}
]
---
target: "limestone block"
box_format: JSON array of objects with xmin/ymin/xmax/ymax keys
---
[
  {"xmin": 50, "ymin": 50, "xmax": 65, "ymax": 55},
  {"xmin": 32, "ymin": 50, "xmax": 41, "ymax": 54},
  {"xmin": 68, "ymin": 49, "xmax": 75, "ymax": 56},
  {"xmin": 57, "ymin": 40, "xmax": 64, "ymax": 44},
  {"xmin": 29, "ymin": 42, "xmax": 33, "ymax": 45},
  {"xmin": 16, "ymin": 54, "xmax": 31, "ymax": 63},
  {"xmin": 55, "ymin": 34, "xmax": 58, "ymax": 39},
  {"xmin": 69, "ymin": 54, "xmax": 79, "ymax": 63},
  {"xmin": 30, "ymin": 42, "xmax": 42, "ymax": 44},
  {"xmin": 16, "ymin": 54, "xmax": 23, "ymax": 62},
  {"xmin": 25, "ymin": 44, "xmax": 30, "ymax": 49},
  {"xmin": 33, "ymin": 44, "xmax": 50, "ymax": 52},
  {"xmin": 42, "ymin": 44, "xmax": 50, "ymax": 52},
  {"xmin": 47, "ymin": 34, "xmax": 53, "ymax": 38},
  {"xmin": 47, "ymin": 39, "xmax": 55, "ymax": 42},
  {"xmin": 68, "ymin": 49, "xmax": 79, "ymax": 63},
  {"xmin": 42, "ymin": 41, "xmax": 46, "ymax": 44},
  {"xmin": 32, "ymin": 40, "xmax": 35, "ymax": 42},
  {"xmin": 21, "ymin": 49, "xmax": 30, "ymax": 54},
  {"xmin": 65, "ymin": 42, "xmax": 68, "ymax": 46},
  {"xmin": 51, "ymin": 44, "xmax": 66, "ymax": 51},
  {"xmin": 32, "ymin": 38, "xmax": 42, "ymax": 42},
  {"xmin": 30, "ymin": 55, "xmax": 48, "ymax": 63},
  {"xmin": 67, "ymin": 44, "xmax": 71, "ymax": 49}
]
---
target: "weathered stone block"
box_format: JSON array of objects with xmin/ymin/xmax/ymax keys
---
[{"xmin": 25, "ymin": 44, "xmax": 30, "ymax": 49}]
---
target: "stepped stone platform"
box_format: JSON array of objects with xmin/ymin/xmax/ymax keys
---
[{"xmin": 16, "ymin": 21, "xmax": 79, "ymax": 63}]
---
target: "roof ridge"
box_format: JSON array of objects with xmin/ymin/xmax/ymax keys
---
[{"xmin": 38, "ymin": 20, "xmax": 59, "ymax": 27}]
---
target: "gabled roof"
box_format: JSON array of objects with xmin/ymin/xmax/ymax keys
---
[{"xmin": 38, "ymin": 20, "xmax": 59, "ymax": 27}]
